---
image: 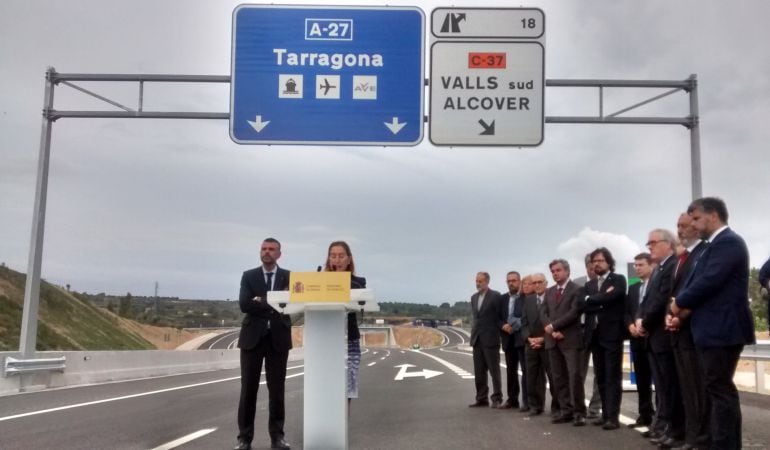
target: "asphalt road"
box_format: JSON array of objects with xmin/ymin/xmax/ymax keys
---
[
  {"xmin": 1, "ymin": 327, "xmax": 769, "ymax": 449},
  {"xmin": 198, "ymin": 330, "xmax": 240, "ymax": 350}
]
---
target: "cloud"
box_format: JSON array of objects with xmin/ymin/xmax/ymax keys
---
[{"xmin": 557, "ymin": 227, "xmax": 643, "ymax": 277}]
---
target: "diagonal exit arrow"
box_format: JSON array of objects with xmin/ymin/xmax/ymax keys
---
[
  {"xmin": 394, "ymin": 364, "xmax": 443, "ymax": 381},
  {"xmin": 247, "ymin": 115, "xmax": 270, "ymax": 133},
  {"xmin": 478, "ymin": 119, "xmax": 495, "ymax": 135},
  {"xmin": 384, "ymin": 117, "xmax": 406, "ymax": 135}
]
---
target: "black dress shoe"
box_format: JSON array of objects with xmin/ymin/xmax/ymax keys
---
[
  {"xmin": 657, "ymin": 437, "xmax": 684, "ymax": 449},
  {"xmin": 573, "ymin": 415, "xmax": 586, "ymax": 426},
  {"xmin": 602, "ymin": 421, "xmax": 620, "ymax": 430},
  {"xmin": 641, "ymin": 430, "xmax": 656, "ymax": 438},
  {"xmin": 498, "ymin": 400, "xmax": 514, "ymax": 409},
  {"xmin": 233, "ymin": 439, "xmax": 252, "ymax": 450},
  {"xmin": 490, "ymin": 400, "xmax": 502, "ymax": 409},
  {"xmin": 591, "ymin": 418, "xmax": 606, "ymax": 426},
  {"xmin": 586, "ymin": 411, "xmax": 600, "ymax": 419},
  {"xmin": 627, "ymin": 417, "xmax": 652, "ymax": 428},
  {"xmin": 468, "ymin": 400, "xmax": 489, "ymax": 408},
  {"xmin": 552, "ymin": 414, "xmax": 573, "ymax": 424},
  {"xmin": 519, "ymin": 405, "xmax": 530, "ymax": 413},
  {"xmin": 271, "ymin": 437, "xmax": 291, "ymax": 449},
  {"xmin": 528, "ymin": 408, "xmax": 543, "ymax": 416}
]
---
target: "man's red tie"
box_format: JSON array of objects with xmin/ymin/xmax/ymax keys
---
[
  {"xmin": 675, "ymin": 250, "xmax": 689, "ymax": 278},
  {"xmin": 556, "ymin": 287, "xmax": 563, "ymax": 302}
]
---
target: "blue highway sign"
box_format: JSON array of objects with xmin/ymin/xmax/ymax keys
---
[{"xmin": 230, "ymin": 5, "xmax": 425, "ymax": 146}]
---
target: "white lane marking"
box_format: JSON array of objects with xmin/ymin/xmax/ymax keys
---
[
  {"xmin": 0, "ymin": 372, "xmax": 304, "ymax": 423},
  {"xmin": 394, "ymin": 364, "xmax": 443, "ymax": 380},
  {"xmin": 367, "ymin": 362, "xmax": 377, "ymax": 367},
  {"xmin": 379, "ymin": 349, "xmax": 390, "ymax": 361},
  {"xmin": 150, "ymin": 428, "xmax": 217, "ymax": 450},
  {"xmin": 442, "ymin": 327, "xmax": 467, "ymax": 345},
  {"xmin": 207, "ymin": 331, "xmax": 238, "ymax": 350},
  {"xmin": 410, "ymin": 349, "xmax": 473, "ymax": 379}
]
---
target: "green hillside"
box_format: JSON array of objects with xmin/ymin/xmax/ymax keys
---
[{"xmin": 0, "ymin": 265, "xmax": 154, "ymax": 351}]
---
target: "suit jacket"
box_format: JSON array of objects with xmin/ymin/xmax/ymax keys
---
[
  {"xmin": 500, "ymin": 293, "xmax": 525, "ymax": 350},
  {"xmin": 668, "ymin": 241, "xmax": 707, "ymax": 347},
  {"xmin": 625, "ymin": 281, "xmax": 647, "ymax": 349},
  {"xmin": 671, "ymin": 241, "xmax": 707, "ymax": 296},
  {"xmin": 238, "ymin": 266, "xmax": 292, "ymax": 351},
  {"xmin": 470, "ymin": 288, "xmax": 504, "ymax": 347},
  {"xmin": 583, "ymin": 272, "xmax": 627, "ymax": 346},
  {"xmin": 637, "ymin": 255, "xmax": 676, "ymax": 353},
  {"xmin": 520, "ymin": 295, "xmax": 546, "ymax": 341},
  {"xmin": 540, "ymin": 281, "xmax": 585, "ymax": 350},
  {"xmin": 676, "ymin": 228, "xmax": 756, "ymax": 347}
]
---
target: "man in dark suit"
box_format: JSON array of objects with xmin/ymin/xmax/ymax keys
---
[
  {"xmin": 574, "ymin": 253, "xmax": 602, "ymax": 419},
  {"xmin": 583, "ymin": 247, "xmax": 627, "ymax": 430},
  {"xmin": 672, "ymin": 197, "xmax": 756, "ymax": 450},
  {"xmin": 667, "ymin": 213, "xmax": 709, "ymax": 450},
  {"xmin": 469, "ymin": 271, "xmax": 505, "ymax": 408},
  {"xmin": 541, "ymin": 259, "xmax": 587, "ymax": 426},
  {"xmin": 636, "ymin": 229, "xmax": 682, "ymax": 447},
  {"xmin": 521, "ymin": 273, "xmax": 561, "ymax": 417},
  {"xmin": 624, "ymin": 253, "xmax": 655, "ymax": 429},
  {"xmin": 235, "ymin": 238, "xmax": 292, "ymax": 450},
  {"xmin": 500, "ymin": 271, "xmax": 529, "ymax": 411}
]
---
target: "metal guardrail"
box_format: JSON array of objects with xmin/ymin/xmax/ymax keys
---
[{"xmin": 3, "ymin": 356, "xmax": 66, "ymax": 377}]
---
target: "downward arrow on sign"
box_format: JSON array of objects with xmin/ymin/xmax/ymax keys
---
[
  {"xmin": 247, "ymin": 115, "xmax": 270, "ymax": 133},
  {"xmin": 384, "ymin": 117, "xmax": 406, "ymax": 134},
  {"xmin": 394, "ymin": 364, "xmax": 443, "ymax": 381},
  {"xmin": 478, "ymin": 119, "xmax": 495, "ymax": 135}
]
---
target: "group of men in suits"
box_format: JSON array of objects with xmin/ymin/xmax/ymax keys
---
[
  {"xmin": 469, "ymin": 197, "xmax": 756, "ymax": 450},
  {"xmin": 469, "ymin": 250, "xmax": 630, "ymax": 431}
]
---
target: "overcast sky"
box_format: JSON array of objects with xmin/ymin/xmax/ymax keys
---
[{"xmin": 1, "ymin": 0, "xmax": 769, "ymax": 304}]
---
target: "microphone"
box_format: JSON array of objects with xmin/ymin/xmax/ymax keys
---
[{"xmin": 317, "ymin": 265, "xmax": 322, "ymax": 272}]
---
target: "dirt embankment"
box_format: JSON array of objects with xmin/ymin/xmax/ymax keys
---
[{"xmin": 113, "ymin": 317, "xmax": 213, "ymax": 350}]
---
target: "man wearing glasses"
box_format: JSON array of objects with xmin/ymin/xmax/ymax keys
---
[
  {"xmin": 636, "ymin": 229, "xmax": 682, "ymax": 448},
  {"xmin": 583, "ymin": 248, "xmax": 626, "ymax": 431}
]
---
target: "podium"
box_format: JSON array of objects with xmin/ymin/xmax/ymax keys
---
[{"xmin": 268, "ymin": 289, "xmax": 379, "ymax": 450}]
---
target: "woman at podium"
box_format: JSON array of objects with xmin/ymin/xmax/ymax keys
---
[{"xmin": 324, "ymin": 241, "xmax": 366, "ymax": 401}]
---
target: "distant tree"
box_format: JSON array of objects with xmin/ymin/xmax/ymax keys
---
[
  {"xmin": 439, "ymin": 302, "xmax": 451, "ymax": 309},
  {"xmin": 119, "ymin": 292, "xmax": 133, "ymax": 318},
  {"xmin": 750, "ymin": 268, "xmax": 768, "ymax": 331},
  {"xmin": 106, "ymin": 301, "xmax": 115, "ymax": 312}
]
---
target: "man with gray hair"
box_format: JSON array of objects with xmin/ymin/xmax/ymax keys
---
[{"xmin": 636, "ymin": 229, "xmax": 683, "ymax": 447}]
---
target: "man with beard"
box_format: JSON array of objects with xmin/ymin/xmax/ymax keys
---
[
  {"xmin": 235, "ymin": 238, "xmax": 292, "ymax": 450},
  {"xmin": 583, "ymin": 247, "xmax": 627, "ymax": 430},
  {"xmin": 672, "ymin": 197, "xmax": 756, "ymax": 449},
  {"xmin": 500, "ymin": 271, "xmax": 529, "ymax": 411}
]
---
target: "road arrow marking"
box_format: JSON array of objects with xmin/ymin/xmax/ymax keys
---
[
  {"xmin": 479, "ymin": 119, "xmax": 495, "ymax": 135},
  {"xmin": 394, "ymin": 363, "xmax": 443, "ymax": 381},
  {"xmin": 384, "ymin": 117, "xmax": 406, "ymax": 134},
  {"xmin": 247, "ymin": 115, "xmax": 270, "ymax": 133}
]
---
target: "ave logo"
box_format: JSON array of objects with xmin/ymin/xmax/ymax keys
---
[{"xmin": 353, "ymin": 75, "xmax": 377, "ymax": 100}]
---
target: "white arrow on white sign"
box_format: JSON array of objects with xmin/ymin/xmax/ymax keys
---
[
  {"xmin": 394, "ymin": 364, "xmax": 443, "ymax": 381},
  {"xmin": 247, "ymin": 115, "xmax": 270, "ymax": 133},
  {"xmin": 384, "ymin": 117, "xmax": 406, "ymax": 135}
]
